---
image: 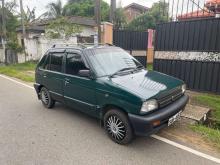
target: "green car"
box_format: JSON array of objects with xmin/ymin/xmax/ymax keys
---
[{"xmin": 34, "ymin": 44, "xmax": 189, "ymax": 144}]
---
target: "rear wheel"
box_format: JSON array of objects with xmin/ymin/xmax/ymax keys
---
[
  {"xmin": 104, "ymin": 109, "xmax": 134, "ymax": 145},
  {"xmin": 40, "ymin": 87, "xmax": 55, "ymax": 109}
]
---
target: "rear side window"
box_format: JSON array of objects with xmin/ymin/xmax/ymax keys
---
[
  {"xmin": 44, "ymin": 55, "xmax": 50, "ymax": 70},
  {"xmin": 50, "ymin": 53, "xmax": 64, "ymax": 72},
  {"xmin": 38, "ymin": 55, "xmax": 47, "ymax": 69}
]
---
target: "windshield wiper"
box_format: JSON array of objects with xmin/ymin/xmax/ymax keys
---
[
  {"xmin": 109, "ymin": 67, "xmax": 136, "ymax": 78},
  {"xmin": 136, "ymin": 65, "xmax": 144, "ymax": 69}
]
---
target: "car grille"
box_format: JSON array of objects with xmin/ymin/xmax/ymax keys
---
[{"xmin": 158, "ymin": 87, "xmax": 183, "ymax": 108}]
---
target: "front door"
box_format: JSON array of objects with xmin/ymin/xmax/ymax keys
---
[{"xmin": 63, "ymin": 51, "xmax": 98, "ymax": 117}]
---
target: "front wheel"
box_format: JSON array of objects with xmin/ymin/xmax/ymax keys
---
[
  {"xmin": 104, "ymin": 109, "xmax": 134, "ymax": 145},
  {"xmin": 40, "ymin": 87, "xmax": 55, "ymax": 109}
]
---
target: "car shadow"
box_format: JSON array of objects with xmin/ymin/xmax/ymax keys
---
[{"xmin": 49, "ymin": 102, "xmax": 155, "ymax": 146}]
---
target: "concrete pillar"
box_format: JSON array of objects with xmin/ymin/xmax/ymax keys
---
[
  {"xmin": 147, "ymin": 29, "xmax": 155, "ymax": 64},
  {"xmin": 101, "ymin": 22, "xmax": 113, "ymax": 44}
]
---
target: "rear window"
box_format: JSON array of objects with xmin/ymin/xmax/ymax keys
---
[{"xmin": 50, "ymin": 53, "xmax": 64, "ymax": 72}]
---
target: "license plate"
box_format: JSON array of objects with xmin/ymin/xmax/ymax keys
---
[{"xmin": 168, "ymin": 111, "xmax": 182, "ymax": 126}]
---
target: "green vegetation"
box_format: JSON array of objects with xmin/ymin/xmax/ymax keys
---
[
  {"xmin": 0, "ymin": 62, "xmax": 37, "ymax": 82},
  {"xmin": 127, "ymin": 1, "xmax": 169, "ymax": 31},
  {"xmin": 147, "ymin": 64, "xmax": 153, "ymax": 70},
  {"xmin": 46, "ymin": 17, "xmax": 82, "ymax": 39},
  {"xmin": 45, "ymin": 0, "xmax": 110, "ymax": 21},
  {"xmin": 0, "ymin": 2, "xmax": 22, "ymax": 52},
  {"xmin": 190, "ymin": 93, "xmax": 220, "ymax": 149},
  {"xmin": 190, "ymin": 125, "xmax": 220, "ymax": 150},
  {"xmin": 192, "ymin": 94, "xmax": 220, "ymax": 128}
]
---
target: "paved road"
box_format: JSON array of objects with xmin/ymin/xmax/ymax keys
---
[{"xmin": 0, "ymin": 76, "xmax": 218, "ymax": 165}]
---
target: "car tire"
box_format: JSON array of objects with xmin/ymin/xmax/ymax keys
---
[
  {"xmin": 104, "ymin": 109, "xmax": 134, "ymax": 145},
  {"xmin": 40, "ymin": 87, "xmax": 55, "ymax": 109}
]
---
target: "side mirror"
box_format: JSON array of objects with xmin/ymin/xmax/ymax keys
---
[{"xmin": 78, "ymin": 70, "xmax": 91, "ymax": 78}]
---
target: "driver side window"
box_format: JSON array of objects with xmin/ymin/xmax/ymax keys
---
[{"xmin": 66, "ymin": 53, "xmax": 87, "ymax": 76}]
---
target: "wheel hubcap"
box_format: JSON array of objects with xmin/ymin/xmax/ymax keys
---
[
  {"xmin": 41, "ymin": 90, "xmax": 49, "ymax": 105},
  {"xmin": 106, "ymin": 115, "xmax": 126, "ymax": 141}
]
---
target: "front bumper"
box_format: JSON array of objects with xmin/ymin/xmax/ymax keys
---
[{"xmin": 128, "ymin": 94, "xmax": 189, "ymax": 136}]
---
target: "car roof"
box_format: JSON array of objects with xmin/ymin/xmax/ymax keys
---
[{"xmin": 46, "ymin": 44, "xmax": 121, "ymax": 55}]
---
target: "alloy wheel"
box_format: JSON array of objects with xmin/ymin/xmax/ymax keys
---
[
  {"xmin": 41, "ymin": 90, "xmax": 49, "ymax": 105},
  {"xmin": 106, "ymin": 115, "xmax": 126, "ymax": 141}
]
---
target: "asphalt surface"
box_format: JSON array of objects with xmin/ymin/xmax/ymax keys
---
[{"xmin": 0, "ymin": 76, "xmax": 218, "ymax": 165}]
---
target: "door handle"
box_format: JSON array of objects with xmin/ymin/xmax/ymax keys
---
[
  {"xmin": 43, "ymin": 74, "xmax": 47, "ymax": 78},
  {"xmin": 65, "ymin": 78, "xmax": 70, "ymax": 85}
]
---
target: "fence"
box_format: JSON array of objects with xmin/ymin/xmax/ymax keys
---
[
  {"xmin": 113, "ymin": 29, "xmax": 148, "ymax": 66},
  {"xmin": 154, "ymin": 16, "xmax": 220, "ymax": 94},
  {"xmin": 155, "ymin": 18, "xmax": 220, "ymax": 52},
  {"xmin": 113, "ymin": 30, "xmax": 148, "ymax": 50},
  {"xmin": 154, "ymin": 59, "xmax": 220, "ymax": 94}
]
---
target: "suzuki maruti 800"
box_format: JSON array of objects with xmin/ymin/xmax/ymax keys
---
[{"xmin": 34, "ymin": 44, "xmax": 189, "ymax": 144}]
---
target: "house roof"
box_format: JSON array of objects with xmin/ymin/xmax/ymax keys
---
[
  {"xmin": 206, "ymin": 0, "xmax": 220, "ymax": 5},
  {"xmin": 124, "ymin": 3, "xmax": 149, "ymax": 11},
  {"xmin": 16, "ymin": 26, "xmax": 45, "ymax": 33},
  {"xmin": 16, "ymin": 16, "xmax": 96, "ymax": 33},
  {"xmin": 177, "ymin": 10, "xmax": 215, "ymax": 20},
  {"xmin": 205, "ymin": 0, "xmax": 220, "ymax": 12},
  {"xmin": 31, "ymin": 16, "xmax": 96, "ymax": 27}
]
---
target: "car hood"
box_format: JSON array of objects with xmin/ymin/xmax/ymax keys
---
[{"xmin": 110, "ymin": 70, "xmax": 183, "ymax": 100}]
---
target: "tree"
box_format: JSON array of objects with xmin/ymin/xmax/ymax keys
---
[
  {"xmin": 0, "ymin": 1, "xmax": 22, "ymax": 52},
  {"xmin": 46, "ymin": 17, "xmax": 82, "ymax": 39},
  {"xmin": 114, "ymin": 8, "xmax": 127, "ymax": 29},
  {"xmin": 127, "ymin": 1, "xmax": 169, "ymax": 31},
  {"xmin": 63, "ymin": 0, "xmax": 110, "ymax": 21},
  {"xmin": 45, "ymin": 0, "xmax": 63, "ymax": 18}
]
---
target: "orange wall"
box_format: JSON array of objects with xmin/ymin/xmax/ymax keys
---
[{"xmin": 101, "ymin": 22, "xmax": 113, "ymax": 44}]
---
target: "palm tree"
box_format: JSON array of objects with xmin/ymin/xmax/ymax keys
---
[{"xmin": 46, "ymin": 0, "xmax": 63, "ymax": 18}]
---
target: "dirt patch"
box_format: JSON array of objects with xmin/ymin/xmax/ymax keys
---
[
  {"xmin": 25, "ymin": 71, "xmax": 35, "ymax": 76},
  {"xmin": 157, "ymin": 118, "xmax": 220, "ymax": 158}
]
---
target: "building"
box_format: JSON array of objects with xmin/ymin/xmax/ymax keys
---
[
  {"xmin": 123, "ymin": 3, "xmax": 149, "ymax": 23},
  {"xmin": 0, "ymin": 16, "xmax": 113, "ymax": 63},
  {"xmin": 15, "ymin": 16, "xmax": 98, "ymax": 63},
  {"xmin": 178, "ymin": 0, "xmax": 220, "ymax": 21}
]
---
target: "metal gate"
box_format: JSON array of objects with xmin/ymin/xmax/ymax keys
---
[
  {"xmin": 113, "ymin": 30, "xmax": 148, "ymax": 67},
  {"xmin": 5, "ymin": 49, "xmax": 18, "ymax": 64},
  {"xmin": 154, "ymin": 0, "xmax": 220, "ymax": 94}
]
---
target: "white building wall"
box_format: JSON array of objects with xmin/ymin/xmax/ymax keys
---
[
  {"xmin": 81, "ymin": 26, "xmax": 96, "ymax": 36},
  {"xmin": 0, "ymin": 49, "xmax": 4, "ymax": 63},
  {"xmin": 16, "ymin": 26, "xmax": 95, "ymax": 63}
]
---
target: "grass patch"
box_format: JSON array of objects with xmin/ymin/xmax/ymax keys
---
[
  {"xmin": 147, "ymin": 63, "xmax": 153, "ymax": 70},
  {"xmin": 190, "ymin": 124, "xmax": 220, "ymax": 150},
  {"xmin": 190, "ymin": 93, "xmax": 220, "ymax": 149},
  {"xmin": 0, "ymin": 62, "xmax": 37, "ymax": 82},
  {"xmin": 192, "ymin": 94, "xmax": 220, "ymax": 128}
]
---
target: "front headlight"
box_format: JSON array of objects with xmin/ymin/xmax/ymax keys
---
[
  {"xmin": 140, "ymin": 99, "xmax": 158, "ymax": 114},
  {"xmin": 182, "ymin": 84, "xmax": 186, "ymax": 94}
]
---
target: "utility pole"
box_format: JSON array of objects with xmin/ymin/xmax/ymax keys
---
[
  {"xmin": 110, "ymin": 0, "xmax": 116, "ymax": 23},
  {"xmin": 19, "ymin": 0, "xmax": 27, "ymax": 62},
  {"xmin": 95, "ymin": 0, "xmax": 101, "ymax": 43},
  {"xmin": 1, "ymin": 0, "xmax": 6, "ymax": 58}
]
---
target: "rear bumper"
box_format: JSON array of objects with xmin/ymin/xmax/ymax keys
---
[
  {"xmin": 128, "ymin": 94, "xmax": 189, "ymax": 136},
  {"xmin": 34, "ymin": 83, "xmax": 41, "ymax": 99}
]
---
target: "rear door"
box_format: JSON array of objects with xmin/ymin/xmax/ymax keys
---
[
  {"xmin": 63, "ymin": 50, "xmax": 98, "ymax": 117},
  {"xmin": 42, "ymin": 50, "xmax": 65, "ymax": 102}
]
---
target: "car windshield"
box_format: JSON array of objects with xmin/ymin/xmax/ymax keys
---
[{"xmin": 85, "ymin": 47, "xmax": 144, "ymax": 77}]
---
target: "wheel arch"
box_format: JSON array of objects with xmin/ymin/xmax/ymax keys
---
[{"xmin": 101, "ymin": 104, "xmax": 128, "ymax": 119}]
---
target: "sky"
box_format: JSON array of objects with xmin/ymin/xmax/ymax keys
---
[
  {"xmin": 5, "ymin": 0, "xmax": 207, "ymax": 17},
  {"xmin": 9, "ymin": 0, "xmax": 159, "ymax": 17}
]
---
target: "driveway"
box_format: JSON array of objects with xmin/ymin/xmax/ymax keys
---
[{"xmin": 0, "ymin": 75, "xmax": 219, "ymax": 165}]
